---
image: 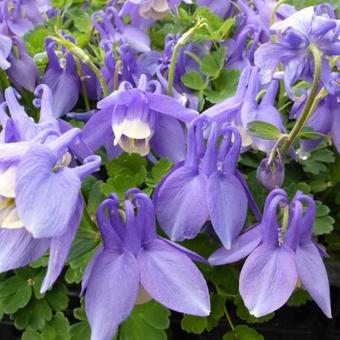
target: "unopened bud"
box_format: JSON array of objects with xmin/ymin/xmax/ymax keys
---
[{"xmin": 256, "ymin": 157, "xmax": 285, "ymax": 190}]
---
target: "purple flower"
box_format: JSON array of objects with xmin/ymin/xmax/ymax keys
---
[
  {"xmin": 0, "ymin": 0, "xmax": 43, "ymax": 37},
  {"xmin": 210, "ymin": 189, "xmax": 331, "ymax": 318},
  {"xmin": 41, "ymin": 38, "xmax": 80, "ymax": 117},
  {"xmin": 82, "ymin": 190, "xmax": 210, "ymax": 340},
  {"xmin": 82, "ymin": 74, "xmax": 197, "ymax": 162},
  {"xmin": 7, "ymin": 37, "xmax": 39, "ymax": 92},
  {"xmin": 0, "ymin": 85, "xmax": 101, "ymax": 293},
  {"xmin": 137, "ymin": 34, "xmax": 208, "ymax": 109},
  {"xmin": 0, "ymin": 33, "xmax": 11, "ymax": 69},
  {"xmin": 254, "ymin": 6, "xmax": 340, "ymax": 95},
  {"xmin": 197, "ymin": 0, "xmax": 232, "ymax": 18},
  {"xmin": 92, "ymin": 7, "xmax": 151, "ymax": 53},
  {"xmin": 291, "ymin": 93, "xmax": 340, "ymax": 153},
  {"xmin": 203, "ymin": 67, "xmax": 285, "ymax": 153},
  {"xmin": 256, "ymin": 156, "xmax": 285, "ymax": 190},
  {"xmin": 154, "ymin": 117, "xmax": 260, "ymax": 248},
  {"xmin": 120, "ymin": 0, "xmax": 189, "ymax": 25}
]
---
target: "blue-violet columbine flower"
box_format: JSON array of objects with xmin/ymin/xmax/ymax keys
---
[
  {"xmin": 82, "ymin": 190, "xmax": 210, "ymax": 340},
  {"xmin": 83, "ymin": 74, "xmax": 197, "ymax": 162},
  {"xmin": 0, "ymin": 84, "xmax": 101, "ymax": 293},
  {"xmin": 154, "ymin": 117, "xmax": 261, "ymax": 249},
  {"xmin": 254, "ymin": 6, "xmax": 340, "ymax": 96},
  {"xmin": 209, "ymin": 189, "xmax": 331, "ymax": 318}
]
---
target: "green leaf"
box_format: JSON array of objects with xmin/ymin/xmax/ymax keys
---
[
  {"xmin": 208, "ymin": 266, "xmax": 239, "ymax": 297},
  {"xmin": 287, "ymin": 289, "xmax": 310, "ymax": 307},
  {"xmin": 247, "ymin": 121, "xmax": 282, "ymax": 140},
  {"xmin": 223, "ymin": 325, "xmax": 264, "ymax": 340},
  {"xmin": 22, "ymin": 330, "xmax": 43, "ymax": 340},
  {"xmin": 181, "ymin": 70, "xmax": 206, "ymax": 90},
  {"xmin": 14, "ymin": 298, "xmax": 52, "ymax": 331},
  {"xmin": 23, "ymin": 26, "xmax": 50, "ymax": 56},
  {"xmin": 40, "ymin": 312, "xmax": 71, "ymax": 340},
  {"xmin": 120, "ymin": 301, "xmax": 170, "ymax": 340},
  {"xmin": 102, "ymin": 153, "xmax": 147, "ymax": 198},
  {"xmin": 314, "ymin": 201, "xmax": 335, "ymax": 235},
  {"xmin": 181, "ymin": 315, "xmax": 208, "ymax": 334},
  {"xmin": 0, "ymin": 276, "xmax": 32, "ymax": 314},
  {"xmin": 46, "ymin": 283, "xmax": 69, "ymax": 312},
  {"xmin": 300, "ymin": 147, "xmax": 335, "ymax": 175},
  {"xmin": 200, "ymin": 47, "xmax": 226, "ymax": 78},
  {"xmin": 205, "ymin": 69, "xmax": 241, "ymax": 103},
  {"xmin": 146, "ymin": 159, "xmax": 173, "ymax": 188},
  {"xmin": 70, "ymin": 322, "xmax": 91, "ymax": 340}
]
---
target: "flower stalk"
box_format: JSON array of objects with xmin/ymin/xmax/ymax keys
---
[
  {"xmin": 52, "ymin": 32, "xmax": 109, "ymax": 97},
  {"xmin": 280, "ymin": 45, "xmax": 325, "ymax": 155},
  {"xmin": 168, "ymin": 18, "xmax": 207, "ymax": 96}
]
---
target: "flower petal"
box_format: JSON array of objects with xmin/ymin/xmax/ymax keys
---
[
  {"xmin": 150, "ymin": 115, "xmax": 186, "ymax": 163},
  {"xmin": 138, "ymin": 239, "xmax": 210, "ymax": 316},
  {"xmin": 15, "ymin": 146, "xmax": 81, "ymax": 238},
  {"xmin": 296, "ymin": 242, "xmax": 332, "ymax": 318},
  {"xmin": 240, "ymin": 244, "xmax": 297, "ymax": 317},
  {"xmin": 0, "ymin": 228, "xmax": 49, "ymax": 272},
  {"xmin": 41, "ymin": 197, "xmax": 84, "ymax": 293},
  {"xmin": 155, "ymin": 166, "xmax": 209, "ymax": 241},
  {"xmin": 147, "ymin": 93, "xmax": 198, "ymax": 122},
  {"xmin": 209, "ymin": 226, "xmax": 262, "ymax": 265},
  {"xmin": 85, "ymin": 249, "xmax": 139, "ymax": 340},
  {"xmin": 207, "ymin": 172, "xmax": 248, "ymax": 249}
]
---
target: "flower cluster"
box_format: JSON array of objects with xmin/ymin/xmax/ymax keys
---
[{"xmin": 0, "ymin": 0, "xmax": 338, "ymax": 339}]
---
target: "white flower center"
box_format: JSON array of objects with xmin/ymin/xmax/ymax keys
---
[
  {"xmin": 139, "ymin": 0, "xmax": 170, "ymax": 20},
  {"xmin": 112, "ymin": 119, "xmax": 153, "ymax": 156}
]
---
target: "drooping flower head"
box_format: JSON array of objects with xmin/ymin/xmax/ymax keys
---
[
  {"xmin": 255, "ymin": 6, "xmax": 340, "ymax": 96},
  {"xmin": 154, "ymin": 117, "xmax": 261, "ymax": 249},
  {"xmin": 83, "ymin": 74, "xmax": 197, "ymax": 162},
  {"xmin": 256, "ymin": 156, "xmax": 285, "ymax": 191},
  {"xmin": 83, "ymin": 190, "xmax": 210, "ymax": 340},
  {"xmin": 92, "ymin": 7, "xmax": 151, "ymax": 53},
  {"xmin": 41, "ymin": 37, "xmax": 80, "ymax": 118},
  {"xmin": 7, "ymin": 36, "xmax": 39, "ymax": 92},
  {"xmin": 0, "ymin": 84, "xmax": 101, "ymax": 293},
  {"xmin": 210, "ymin": 189, "xmax": 332, "ymax": 318},
  {"xmin": 203, "ymin": 67, "xmax": 285, "ymax": 153},
  {"xmin": 0, "ymin": 0, "xmax": 43, "ymax": 37}
]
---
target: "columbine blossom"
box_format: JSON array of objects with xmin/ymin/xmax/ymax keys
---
[
  {"xmin": 92, "ymin": 7, "xmax": 151, "ymax": 53},
  {"xmin": 0, "ymin": 33, "xmax": 11, "ymax": 69},
  {"xmin": 203, "ymin": 67, "xmax": 285, "ymax": 153},
  {"xmin": 137, "ymin": 33, "xmax": 209, "ymax": 109},
  {"xmin": 42, "ymin": 38, "xmax": 80, "ymax": 118},
  {"xmin": 7, "ymin": 37, "xmax": 39, "ymax": 92},
  {"xmin": 0, "ymin": 85, "xmax": 101, "ymax": 293},
  {"xmin": 154, "ymin": 117, "xmax": 260, "ymax": 249},
  {"xmin": 82, "ymin": 74, "xmax": 197, "ymax": 161},
  {"xmin": 291, "ymin": 93, "xmax": 340, "ymax": 153},
  {"xmin": 197, "ymin": 0, "xmax": 232, "ymax": 18},
  {"xmin": 256, "ymin": 156, "xmax": 285, "ymax": 191},
  {"xmin": 0, "ymin": 0, "xmax": 43, "ymax": 37},
  {"xmin": 83, "ymin": 190, "xmax": 210, "ymax": 340},
  {"xmin": 209, "ymin": 189, "xmax": 332, "ymax": 318},
  {"xmin": 254, "ymin": 6, "xmax": 340, "ymax": 95}
]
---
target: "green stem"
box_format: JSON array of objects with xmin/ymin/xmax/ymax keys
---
[
  {"xmin": 280, "ymin": 45, "xmax": 324, "ymax": 155},
  {"xmin": 271, "ymin": 0, "xmax": 287, "ymax": 26},
  {"xmin": 52, "ymin": 34, "xmax": 109, "ymax": 97},
  {"xmin": 113, "ymin": 60, "xmax": 122, "ymax": 91},
  {"xmin": 75, "ymin": 58, "xmax": 91, "ymax": 111},
  {"xmin": 168, "ymin": 18, "xmax": 206, "ymax": 96},
  {"xmin": 224, "ymin": 305, "xmax": 235, "ymax": 332},
  {"xmin": 184, "ymin": 51, "xmax": 201, "ymax": 65}
]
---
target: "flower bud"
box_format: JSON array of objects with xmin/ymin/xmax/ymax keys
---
[{"xmin": 256, "ymin": 157, "xmax": 285, "ymax": 190}]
